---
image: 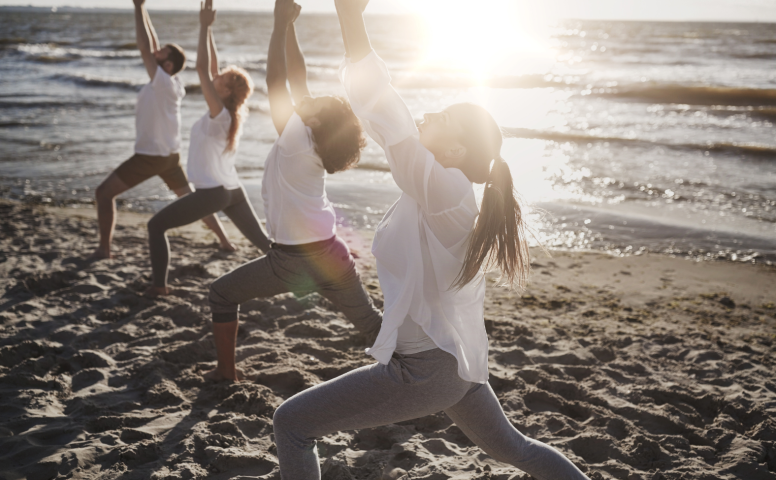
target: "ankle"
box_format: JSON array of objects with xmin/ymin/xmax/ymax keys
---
[
  {"xmin": 217, "ymin": 363, "xmax": 237, "ymax": 378},
  {"xmin": 144, "ymin": 285, "xmax": 170, "ymax": 297}
]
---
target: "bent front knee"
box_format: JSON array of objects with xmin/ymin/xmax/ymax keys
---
[
  {"xmin": 95, "ymin": 184, "xmax": 115, "ymax": 204},
  {"xmin": 272, "ymin": 402, "xmax": 291, "ymax": 431},
  {"xmin": 272, "ymin": 401, "xmax": 309, "ymax": 446},
  {"xmin": 209, "ymin": 279, "xmax": 239, "ymax": 311},
  {"xmin": 147, "ymin": 216, "xmax": 167, "ymax": 237}
]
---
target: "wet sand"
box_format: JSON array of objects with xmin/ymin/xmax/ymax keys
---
[{"xmin": 1, "ymin": 199, "xmax": 775, "ymax": 480}]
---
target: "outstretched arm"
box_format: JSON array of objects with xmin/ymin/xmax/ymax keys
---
[
  {"xmin": 134, "ymin": 0, "xmax": 159, "ymax": 79},
  {"xmin": 266, "ymin": 0, "xmax": 297, "ymax": 135},
  {"xmin": 285, "ymin": 10, "xmax": 311, "ymax": 106},
  {"xmin": 334, "ymin": 0, "xmax": 372, "ymax": 62},
  {"xmin": 197, "ymin": 0, "xmax": 225, "ymax": 117},
  {"xmin": 337, "ymin": 0, "xmax": 443, "ymax": 211},
  {"xmin": 209, "ymin": 28, "xmax": 220, "ymax": 79},
  {"xmin": 143, "ymin": 6, "xmax": 161, "ymax": 52}
]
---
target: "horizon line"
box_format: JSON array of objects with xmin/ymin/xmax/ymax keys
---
[{"xmin": 1, "ymin": 5, "xmax": 776, "ymax": 24}]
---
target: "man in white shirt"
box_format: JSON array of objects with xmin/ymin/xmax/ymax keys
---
[
  {"xmin": 204, "ymin": 0, "xmax": 381, "ymax": 382},
  {"xmin": 88, "ymin": 0, "xmax": 234, "ymax": 260}
]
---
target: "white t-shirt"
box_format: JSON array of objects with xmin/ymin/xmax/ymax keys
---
[
  {"xmin": 340, "ymin": 51, "xmax": 488, "ymax": 384},
  {"xmin": 261, "ymin": 113, "xmax": 337, "ymax": 245},
  {"xmin": 134, "ymin": 65, "xmax": 185, "ymax": 156},
  {"xmin": 186, "ymin": 107, "xmax": 241, "ymax": 190}
]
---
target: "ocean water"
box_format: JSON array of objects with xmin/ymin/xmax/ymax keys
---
[{"xmin": 1, "ymin": 8, "xmax": 775, "ymax": 264}]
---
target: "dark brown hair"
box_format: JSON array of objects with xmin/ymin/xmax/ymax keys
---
[
  {"xmin": 309, "ymin": 96, "xmax": 366, "ymax": 174},
  {"xmin": 164, "ymin": 43, "xmax": 186, "ymax": 76},
  {"xmin": 449, "ymin": 103, "xmax": 530, "ymax": 290},
  {"xmin": 220, "ymin": 66, "xmax": 254, "ymax": 153}
]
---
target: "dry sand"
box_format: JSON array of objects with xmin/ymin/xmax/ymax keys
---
[{"xmin": 1, "ymin": 199, "xmax": 775, "ymax": 480}]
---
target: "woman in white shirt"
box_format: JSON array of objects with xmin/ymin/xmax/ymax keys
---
[
  {"xmin": 145, "ymin": 0, "xmax": 271, "ymax": 297},
  {"xmin": 270, "ymin": 1, "xmax": 590, "ymax": 479}
]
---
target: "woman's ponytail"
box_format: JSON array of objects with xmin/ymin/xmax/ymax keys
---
[
  {"xmin": 221, "ymin": 66, "xmax": 254, "ymax": 153},
  {"xmin": 453, "ymin": 156, "xmax": 530, "ymax": 290}
]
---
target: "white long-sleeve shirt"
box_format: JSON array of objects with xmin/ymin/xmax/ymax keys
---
[{"xmin": 340, "ymin": 51, "xmax": 489, "ymax": 384}]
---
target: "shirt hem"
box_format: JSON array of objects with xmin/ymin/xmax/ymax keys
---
[
  {"xmin": 190, "ymin": 181, "xmax": 242, "ymax": 190},
  {"xmin": 134, "ymin": 148, "xmax": 180, "ymax": 157},
  {"xmin": 271, "ymin": 231, "xmax": 338, "ymax": 245}
]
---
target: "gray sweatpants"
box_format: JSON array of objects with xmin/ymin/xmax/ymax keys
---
[
  {"xmin": 208, "ymin": 236, "xmax": 382, "ymax": 342},
  {"xmin": 148, "ymin": 186, "xmax": 271, "ymax": 287},
  {"xmin": 273, "ymin": 348, "xmax": 590, "ymax": 480}
]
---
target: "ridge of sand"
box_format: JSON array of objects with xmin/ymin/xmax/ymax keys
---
[{"xmin": 1, "ymin": 200, "xmax": 775, "ymax": 480}]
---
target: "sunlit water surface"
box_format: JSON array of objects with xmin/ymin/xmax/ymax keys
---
[{"xmin": 1, "ymin": 9, "xmax": 775, "ymax": 263}]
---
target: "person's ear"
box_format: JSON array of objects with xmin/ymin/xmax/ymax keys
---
[
  {"xmin": 306, "ymin": 116, "xmax": 321, "ymax": 128},
  {"xmin": 163, "ymin": 60, "xmax": 174, "ymax": 75}
]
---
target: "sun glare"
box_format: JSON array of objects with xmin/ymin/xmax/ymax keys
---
[{"xmin": 402, "ymin": 0, "xmax": 554, "ymax": 79}]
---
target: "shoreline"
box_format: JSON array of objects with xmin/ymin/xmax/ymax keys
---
[
  {"xmin": 1, "ymin": 199, "xmax": 775, "ymax": 479},
  {"xmin": 35, "ymin": 198, "xmax": 776, "ymax": 265}
]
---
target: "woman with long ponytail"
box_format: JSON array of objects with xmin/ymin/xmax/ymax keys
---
[
  {"xmin": 144, "ymin": 0, "xmax": 271, "ymax": 297},
  {"xmin": 219, "ymin": 65, "xmax": 251, "ymax": 153},
  {"xmin": 269, "ymin": 1, "xmax": 590, "ymax": 479}
]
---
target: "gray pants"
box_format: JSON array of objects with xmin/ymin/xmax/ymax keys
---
[
  {"xmin": 273, "ymin": 348, "xmax": 589, "ymax": 480},
  {"xmin": 148, "ymin": 186, "xmax": 271, "ymax": 287},
  {"xmin": 208, "ymin": 236, "xmax": 382, "ymax": 342}
]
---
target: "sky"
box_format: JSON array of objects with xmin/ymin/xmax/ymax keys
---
[{"xmin": 2, "ymin": 0, "xmax": 776, "ymax": 22}]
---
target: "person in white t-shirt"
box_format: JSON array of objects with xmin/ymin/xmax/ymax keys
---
[
  {"xmin": 88, "ymin": 0, "xmax": 235, "ymax": 260},
  {"xmin": 204, "ymin": 0, "xmax": 381, "ymax": 382},
  {"xmin": 269, "ymin": 1, "xmax": 591, "ymax": 479},
  {"xmin": 144, "ymin": 0, "xmax": 271, "ymax": 297}
]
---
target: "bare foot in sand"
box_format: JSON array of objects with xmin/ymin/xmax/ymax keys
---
[
  {"xmin": 144, "ymin": 286, "xmax": 171, "ymax": 298},
  {"xmin": 203, "ymin": 367, "xmax": 245, "ymax": 382},
  {"xmin": 86, "ymin": 248, "xmax": 112, "ymax": 261},
  {"xmin": 219, "ymin": 241, "xmax": 238, "ymax": 253}
]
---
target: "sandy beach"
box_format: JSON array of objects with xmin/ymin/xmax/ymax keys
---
[{"xmin": 1, "ymin": 199, "xmax": 775, "ymax": 480}]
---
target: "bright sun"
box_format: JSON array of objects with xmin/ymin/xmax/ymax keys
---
[{"xmin": 403, "ymin": 0, "xmax": 554, "ymax": 78}]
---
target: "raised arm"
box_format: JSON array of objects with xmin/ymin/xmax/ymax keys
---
[
  {"xmin": 197, "ymin": 0, "xmax": 224, "ymax": 117},
  {"xmin": 285, "ymin": 15, "xmax": 311, "ymax": 106},
  {"xmin": 133, "ymin": 0, "xmax": 159, "ymax": 79},
  {"xmin": 208, "ymin": 28, "xmax": 219, "ymax": 79},
  {"xmin": 334, "ymin": 0, "xmax": 372, "ymax": 62},
  {"xmin": 143, "ymin": 5, "xmax": 161, "ymax": 52},
  {"xmin": 336, "ymin": 7, "xmax": 466, "ymax": 214},
  {"xmin": 266, "ymin": 0, "xmax": 298, "ymax": 136}
]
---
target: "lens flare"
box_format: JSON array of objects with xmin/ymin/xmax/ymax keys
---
[{"xmin": 399, "ymin": 0, "xmax": 555, "ymax": 79}]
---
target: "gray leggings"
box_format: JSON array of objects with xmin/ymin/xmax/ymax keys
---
[
  {"xmin": 148, "ymin": 186, "xmax": 270, "ymax": 287},
  {"xmin": 273, "ymin": 348, "xmax": 590, "ymax": 480},
  {"xmin": 208, "ymin": 236, "xmax": 382, "ymax": 342}
]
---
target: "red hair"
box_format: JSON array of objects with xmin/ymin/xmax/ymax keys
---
[{"xmin": 220, "ymin": 66, "xmax": 254, "ymax": 153}]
